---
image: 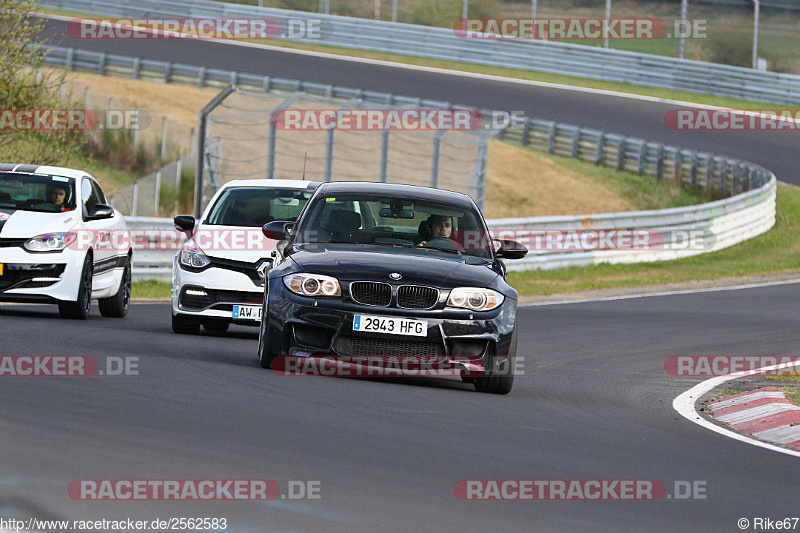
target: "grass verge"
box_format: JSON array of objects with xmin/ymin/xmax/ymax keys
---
[
  {"xmin": 507, "ymin": 183, "xmax": 800, "ymax": 297},
  {"xmin": 37, "ymin": 8, "xmax": 797, "ymax": 111},
  {"xmin": 784, "ymin": 387, "xmax": 800, "ymax": 407},
  {"xmin": 132, "ymin": 280, "xmax": 172, "ymax": 300}
]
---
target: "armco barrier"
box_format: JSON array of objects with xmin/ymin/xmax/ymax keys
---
[
  {"xmin": 36, "ymin": 0, "xmax": 800, "ymax": 104},
  {"xmin": 127, "ymin": 172, "xmax": 775, "ymax": 279}
]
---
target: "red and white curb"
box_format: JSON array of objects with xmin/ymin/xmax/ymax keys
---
[
  {"xmin": 673, "ymin": 360, "xmax": 800, "ymax": 458},
  {"xmin": 705, "ymin": 387, "xmax": 800, "ymax": 450}
]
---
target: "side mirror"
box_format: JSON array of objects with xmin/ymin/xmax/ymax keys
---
[
  {"xmin": 174, "ymin": 215, "xmax": 196, "ymax": 235},
  {"xmin": 87, "ymin": 204, "xmax": 114, "ymax": 220},
  {"xmin": 494, "ymin": 239, "xmax": 528, "ymax": 260},
  {"xmin": 262, "ymin": 220, "xmax": 293, "ymax": 241}
]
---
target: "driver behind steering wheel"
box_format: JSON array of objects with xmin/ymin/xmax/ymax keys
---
[
  {"xmin": 418, "ymin": 214, "xmax": 452, "ymax": 247},
  {"xmin": 46, "ymin": 184, "xmax": 70, "ymax": 212}
]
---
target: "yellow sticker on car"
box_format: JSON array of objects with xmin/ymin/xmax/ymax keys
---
[{"xmin": 0, "ymin": 263, "xmax": 4, "ymax": 276}]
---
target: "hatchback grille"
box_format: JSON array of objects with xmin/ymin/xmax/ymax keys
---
[
  {"xmin": 0, "ymin": 264, "xmax": 64, "ymax": 291},
  {"xmin": 180, "ymin": 288, "xmax": 262, "ymax": 310},
  {"xmin": 334, "ymin": 336, "xmax": 444, "ymax": 359},
  {"xmin": 350, "ymin": 281, "xmax": 392, "ymax": 306},
  {"xmin": 397, "ymin": 285, "xmax": 438, "ymax": 309}
]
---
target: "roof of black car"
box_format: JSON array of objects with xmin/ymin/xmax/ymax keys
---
[{"xmin": 315, "ymin": 182, "xmax": 475, "ymax": 207}]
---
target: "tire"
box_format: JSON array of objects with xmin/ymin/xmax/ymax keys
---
[
  {"xmin": 204, "ymin": 322, "xmax": 230, "ymax": 333},
  {"xmin": 474, "ymin": 331, "xmax": 516, "ymax": 395},
  {"xmin": 257, "ymin": 298, "xmax": 277, "ymax": 369},
  {"xmin": 172, "ymin": 312, "xmax": 200, "ymax": 334},
  {"xmin": 99, "ymin": 256, "xmax": 131, "ymax": 318},
  {"xmin": 59, "ymin": 253, "xmax": 92, "ymax": 320}
]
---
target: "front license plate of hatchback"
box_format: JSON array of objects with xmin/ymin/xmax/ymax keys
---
[
  {"xmin": 233, "ymin": 305, "xmax": 262, "ymax": 321},
  {"xmin": 353, "ymin": 315, "xmax": 427, "ymax": 337}
]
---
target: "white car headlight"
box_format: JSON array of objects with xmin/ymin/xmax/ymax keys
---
[
  {"xmin": 24, "ymin": 232, "xmax": 72, "ymax": 253},
  {"xmin": 179, "ymin": 241, "xmax": 211, "ymax": 268},
  {"xmin": 447, "ymin": 287, "xmax": 504, "ymax": 311},
  {"xmin": 284, "ymin": 273, "xmax": 341, "ymax": 297}
]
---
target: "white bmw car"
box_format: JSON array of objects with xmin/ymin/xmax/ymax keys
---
[
  {"xmin": 171, "ymin": 179, "xmax": 318, "ymax": 334},
  {"xmin": 0, "ymin": 164, "xmax": 132, "ymax": 319}
]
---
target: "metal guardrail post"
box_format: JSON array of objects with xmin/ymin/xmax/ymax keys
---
[
  {"xmin": 65, "ymin": 47, "xmax": 73, "ymax": 70},
  {"xmin": 175, "ymin": 159, "xmax": 182, "ymax": 215},
  {"xmin": 655, "ymin": 144, "xmax": 664, "ymax": 181},
  {"xmin": 546, "ymin": 122, "xmax": 556, "ymax": 154},
  {"xmin": 595, "ymin": 132, "xmax": 606, "ymax": 165},
  {"xmin": 132, "ymin": 57, "xmax": 140, "ymax": 79},
  {"xmin": 521, "ymin": 118, "xmax": 531, "ymax": 147},
  {"xmin": 165, "ymin": 62, "xmax": 172, "ymax": 83},
  {"xmin": 198, "ymin": 67, "xmax": 206, "ymax": 88},
  {"xmin": 98, "ymin": 53, "xmax": 106, "ymax": 75},
  {"xmin": 637, "ymin": 142, "xmax": 646, "ymax": 175},
  {"xmin": 690, "ymin": 152, "xmax": 698, "ymax": 187},
  {"xmin": 132, "ymin": 182, "xmax": 138, "ymax": 217},
  {"xmin": 571, "ymin": 128, "xmax": 580, "ymax": 158},
  {"xmin": 720, "ymin": 160, "xmax": 728, "ymax": 196},
  {"xmin": 617, "ymin": 138, "xmax": 626, "ymax": 171}
]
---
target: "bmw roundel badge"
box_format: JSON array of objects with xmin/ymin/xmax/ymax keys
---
[{"xmin": 389, "ymin": 272, "xmax": 402, "ymax": 280}]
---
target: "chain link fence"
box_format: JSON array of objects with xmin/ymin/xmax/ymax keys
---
[{"xmin": 201, "ymin": 87, "xmax": 497, "ymax": 211}]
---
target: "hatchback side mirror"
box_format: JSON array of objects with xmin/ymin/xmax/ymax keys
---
[
  {"xmin": 174, "ymin": 215, "xmax": 196, "ymax": 236},
  {"xmin": 87, "ymin": 204, "xmax": 114, "ymax": 220}
]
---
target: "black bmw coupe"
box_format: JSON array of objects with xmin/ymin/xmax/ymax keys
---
[{"xmin": 258, "ymin": 182, "xmax": 527, "ymax": 394}]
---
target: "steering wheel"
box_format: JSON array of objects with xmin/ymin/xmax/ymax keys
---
[{"xmin": 423, "ymin": 237, "xmax": 465, "ymax": 252}]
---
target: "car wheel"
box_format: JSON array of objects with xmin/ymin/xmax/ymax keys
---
[
  {"xmin": 58, "ymin": 253, "xmax": 92, "ymax": 320},
  {"xmin": 204, "ymin": 322, "xmax": 230, "ymax": 333},
  {"xmin": 172, "ymin": 312, "xmax": 200, "ymax": 334},
  {"xmin": 474, "ymin": 331, "xmax": 516, "ymax": 395},
  {"xmin": 257, "ymin": 299, "xmax": 277, "ymax": 369},
  {"xmin": 98, "ymin": 256, "xmax": 131, "ymax": 318}
]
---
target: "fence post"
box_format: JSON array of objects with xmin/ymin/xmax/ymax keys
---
[
  {"xmin": 690, "ymin": 151, "xmax": 698, "ymax": 187},
  {"xmin": 380, "ymin": 130, "xmax": 390, "ymax": 183},
  {"xmin": 154, "ymin": 171, "xmax": 162, "ymax": 217},
  {"xmin": 132, "ymin": 56, "xmax": 140, "ymax": 80},
  {"xmin": 267, "ymin": 119, "xmax": 277, "ymax": 179},
  {"xmin": 161, "ymin": 117, "xmax": 168, "ymax": 162},
  {"xmin": 324, "ymin": 128, "xmax": 335, "ymax": 182},
  {"xmin": 521, "ymin": 118, "xmax": 531, "ymax": 146},
  {"xmin": 430, "ymin": 130, "xmax": 445, "ymax": 188},
  {"xmin": 637, "ymin": 142, "xmax": 647, "ymax": 175},
  {"xmin": 720, "ymin": 159, "xmax": 728, "ymax": 196},
  {"xmin": 98, "ymin": 53, "xmax": 106, "ymax": 75},
  {"xmin": 175, "ymin": 159, "xmax": 182, "ymax": 215},
  {"xmin": 617, "ymin": 137, "xmax": 626, "ymax": 170},
  {"xmin": 706, "ymin": 154, "xmax": 715, "ymax": 188},
  {"xmin": 132, "ymin": 182, "xmax": 139, "ymax": 217},
  {"xmin": 655, "ymin": 144, "xmax": 664, "ymax": 181},
  {"xmin": 66, "ymin": 47, "xmax": 74, "ymax": 70}
]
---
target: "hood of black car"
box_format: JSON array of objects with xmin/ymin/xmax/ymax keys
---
[{"xmin": 288, "ymin": 243, "xmax": 499, "ymax": 288}]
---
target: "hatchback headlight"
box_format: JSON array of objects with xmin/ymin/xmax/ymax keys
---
[
  {"xmin": 24, "ymin": 232, "xmax": 73, "ymax": 253},
  {"xmin": 179, "ymin": 241, "xmax": 211, "ymax": 268},
  {"xmin": 284, "ymin": 273, "xmax": 341, "ymax": 297},
  {"xmin": 447, "ymin": 287, "xmax": 504, "ymax": 311}
]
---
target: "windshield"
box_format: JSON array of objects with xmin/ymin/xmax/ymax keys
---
[
  {"xmin": 0, "ymin": 172, "xmax": 77, "ymax": 213},
  {"xmin": 295, "ymin": 194, "xmax": 494, "ymax": 259},
  {"xmin": 205, "ymin": 187, "xmax": 313, "ymax": 227}
]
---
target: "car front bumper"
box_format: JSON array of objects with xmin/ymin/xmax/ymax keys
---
[{"xmin": 265, "ymin": 280, "xmax": 517, "ymax": 376}]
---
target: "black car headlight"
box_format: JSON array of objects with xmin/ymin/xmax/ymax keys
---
[
  {"xmin": 24, "ymin": 232, "xmax": 73, "ymax": 253},
  {"xmin": 283, "ymin": 273, "xmax": 341, "ymax": 297},
  {"xmin": 447, "ymin": 287, "xmax": 504, "ymax": 311},
  {"xmin": 179, "ymin": 241, "xmax": 211, "ymax": 268}
]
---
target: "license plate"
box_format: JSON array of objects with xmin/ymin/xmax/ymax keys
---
[
  {"xmin": 353, "ymin": 314, "xmax": 427, "ymax": 337},
  {"xmin": 232, "ymin": 304, "xmax": 262, "ymax": 321}
]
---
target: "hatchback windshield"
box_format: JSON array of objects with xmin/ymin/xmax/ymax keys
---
[
  {"xmin": 0, "ymin": 172, "xmax": 77, "ymax": 213},
  {"xmin": 205, "ymin": 187, "xmax": 313, "ymax": 227},
  {"xmin": 295, "ymin": 195, "xmax": 494, "ymax": 259}
]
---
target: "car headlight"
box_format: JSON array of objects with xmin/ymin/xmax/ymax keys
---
[
  {"xmin": 283, "ymin": 273, "xmax": 341, "ymax": 297},
  {"xmin": 447, "ymin": 287, "xmax": 504, "ymax": 311},
  {"xmin": 179, "ymin": 241, "xmax": 211, "ymax": 268},
  {"xmin": 24, "ymin": 232, "xmax": 73, "ymax": 253}
]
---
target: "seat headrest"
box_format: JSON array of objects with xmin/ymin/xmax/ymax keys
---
[{"xmin": 327, "ymin": 210, "xmax": 361, "ymax": 232}]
